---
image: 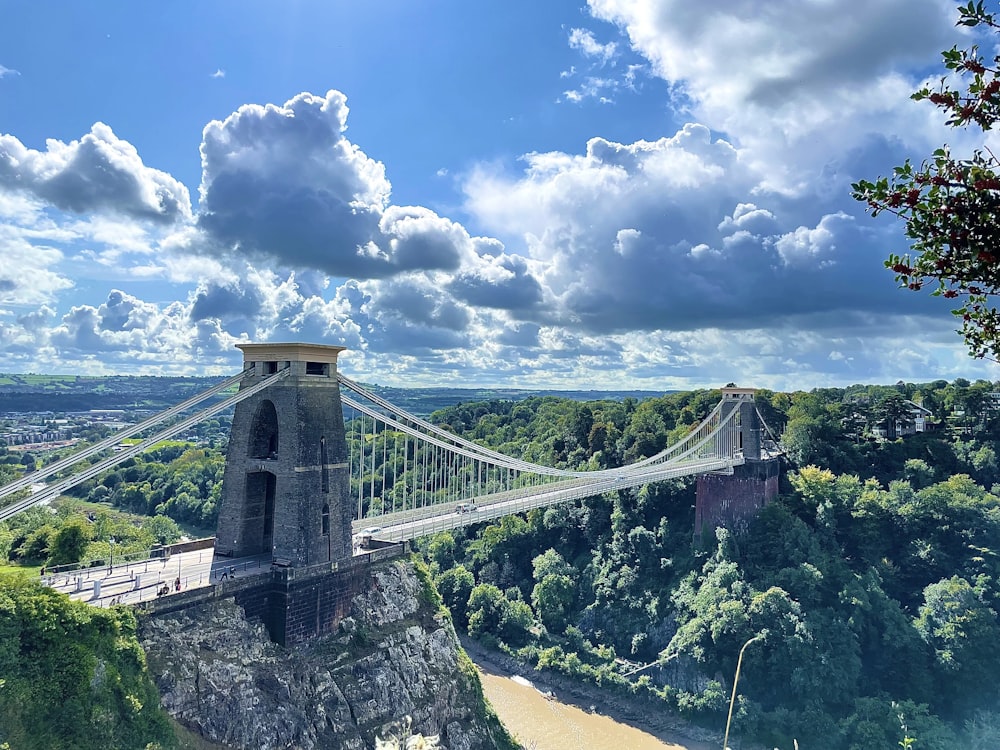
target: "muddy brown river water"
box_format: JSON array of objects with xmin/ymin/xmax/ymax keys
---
[{"xmin": 477, "ymin": 664, "xmax": 714, "ymax": 750}]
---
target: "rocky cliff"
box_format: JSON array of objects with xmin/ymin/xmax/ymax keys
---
[{"xmin": 140, "ymin": 557, "xmax": 516, "ymax": 750}]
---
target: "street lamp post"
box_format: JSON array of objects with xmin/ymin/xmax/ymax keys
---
[
  {"xmin": 723, "ymin": 632, "xmax": 766, "ymax": 750},
  {"xmin": 108, "ymin": 536, "xmax": 116, "ymax": 573}
]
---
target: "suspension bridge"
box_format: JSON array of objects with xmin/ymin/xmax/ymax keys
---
[
  {"xmin": 0, "ymin": 351, "xmax": 770, "ymax": 539},
  {"xmin": 335, "ymin": 372, "xmax": 755, "ymax": 543},
  {"xmin": 0, "ymin": 343, "xmax": 779, "ymax": 637}
]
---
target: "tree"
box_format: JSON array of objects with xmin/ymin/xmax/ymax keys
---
[
  {"xmin": 18, "ymin": 453, "xmax": 35, "ymax": 473},
  {"xmin": 531, "ymin": 573, "xmax": 575, "ymax": 632},
  {"xmin": 852, "ymin": 3, "xmax": 1000, "ymax": 359},
  {"xmin": 531, "ymin": 549, "xmax": 573, "ymax": 581},
  {"xmin": 425, "ymin": 532, "xmax": 457, "ymax": 572},
  {"xmin": 47, "ymin": 518, "xmax": 92, "ymax": 566},
  {"xmin": 141, "ymin": 515, "xmax": 181, "ymax": 546},
  {"xmin": 434, "ymin": 565, "xmax": 474, "ymax": 626},
  {"xmin": 874, "ymin": 393, "xmax": 914, "ymax": 441},
  {"xmin": 466, "ymin": 583, "xmax": 510, "ymax": 640},
  {"xmin": 915, "ymin": 575, "xmax": 1000, "ymax": 712},
  {"xmin": 466, "ymin": 583, "xmax": 533, "ymax": 645}
]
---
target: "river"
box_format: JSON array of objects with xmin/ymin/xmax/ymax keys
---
[{"xmin": 475, "ymin": 662, "xmax": 715, "ymax": 750}]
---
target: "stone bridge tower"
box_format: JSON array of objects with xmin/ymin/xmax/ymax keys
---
[
  {"xmin": 694, "ymin": 387, "xmax": 780, "ymax": 537},
  {"xmin": 214, "ymin": 343, "xmax": 353, "ymax": 567}
]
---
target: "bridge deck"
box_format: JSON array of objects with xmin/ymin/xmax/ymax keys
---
[
  {"xmin": 47, "ymin": 549, "xmax": 269, "ymax": 608},
  {"xmin": 47, "ymin": 544, "xmax": 387, "ymax": 609},
  {"xmin": 355, "ymin": 455, "xmax": 743, "ymax": 543}
]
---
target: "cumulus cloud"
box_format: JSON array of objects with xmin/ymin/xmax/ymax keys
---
[
  {"xmin": 194, "ymin": 90, "xmax": 494, "ymax": 280},
  {"xmin": 0, "ymin": 124, "xmax": 192, "ymax": 223},
  {"xmin": 587, "ymin": 0, "xmax": 962, "ymax": 185},
  {"xmin": 197, "ymin": 91, "xmax": 388, "ymax": 275},
  {"xmin": 0, "ymin": 33, "xmax": 995, "ymax": 392},
  {"xmin": 464, "ymin": 121, "xmax": 946, "ymax": 336},
  {"xmin": 185, "ymin": 87, "xmax": 565, "ymax": 335},
  {"xmin": 44, "ymin": 288, "xmax": 245, "ymax": 369},
  {"xmin": 0, "ymin": 225, "xmax": 73, "ymax": 305},
  {"xmin": 447, "ymin": 252, "xmax": 547, "ymax": 314},
  {"xmin": 0, "ymin": 65, "xmax": 18, "ymax": 78}
]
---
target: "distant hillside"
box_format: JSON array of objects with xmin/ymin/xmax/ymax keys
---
[
  {"xmin": 0, "ymin": 373, "xmax": 666, "ymax": 417},
  {"xmin": 365, "ymin": 384, "xmax": 665, "ymax": 416},
  {"xmin": 0, "ymin": 374, "xmax": 223, "ymax": 413}
]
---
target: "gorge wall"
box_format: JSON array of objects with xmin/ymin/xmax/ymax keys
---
[{"xmin": 139, "ymin": 557, "xmax": 516, "ymax": 750}]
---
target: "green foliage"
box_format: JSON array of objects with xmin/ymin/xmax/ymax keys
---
[
  {"xmin": 852, "ymin": 3, "xmax": 1000, "ymax": 358},
  {"xmin": 420, "ymin": 374, "xmax": 1000, "ymax": 748},
  {"xmin": 411, "ymin": 555, "xmax": 446, "ymax": 615},
  {"xmin": 531, "ymin": 573, "xmax": 575, "ymax": 633},
  {"xmin": 434, "ymin": 565, "xmax": 475, "ymax": 627},
  {"xmin": 531, "ymin": 548, "xmax": 573, "ymax": 581},
  {"xmin": 425, "ymin": 532, "xmax": 456, "ymax": 572},
  {"xmin": 466, "ymin": 583, "xmax": 533, "ymax": 645},
  {"xmin": 141, "ymin": 515, "xmax": 182, "ymax": 546},
  {"xmin": 11, "ymin": 376, "xmax": 999, "ymax": 746},
  {"xmin": 0, "ymin": 574, "xmax": 175, "ymax": 749},
  {"xmin": 47, "ymin": 517, "xmax": 93, "ymax": 566},
  {"xmin": 90, "ymin": 447, "xmax": 225, "ymax": 531},
  {"xmin": 915, "ymin": 575, "xmax": 1000, "ymax": 712}
]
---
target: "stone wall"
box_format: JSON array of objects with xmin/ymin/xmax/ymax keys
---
[
  {"xmin": 142, "ymin": 546, "xmax": 407, "ymax": 646},
  {"xmin": 140, "ymin": 557, "xmax": 515, "ymax": 750},
  {"xmin": 694, "ymin": 458, "xmax": 780, "ymax": 536},
  {"xmin": 267, "ymin": 558, "xmax": 372, "ymax": 646}
]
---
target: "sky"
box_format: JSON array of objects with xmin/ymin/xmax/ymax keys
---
[{"xmin": 1, "ymin": 0, "xmax": 999, "ymax": 393}]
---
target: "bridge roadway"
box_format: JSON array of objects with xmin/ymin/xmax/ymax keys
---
[{"xmin": 356, "ymin": 454, "xmax": 743, "ymax": 543}]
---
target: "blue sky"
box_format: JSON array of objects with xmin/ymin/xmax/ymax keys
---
[{"xmin": 1, "ymin": 0, "xmax": 997, "ymax": 391}]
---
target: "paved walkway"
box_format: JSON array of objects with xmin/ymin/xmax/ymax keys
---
[{"xmin": 45, "ymin": 549, "xmax": 270, "ymax": 607}]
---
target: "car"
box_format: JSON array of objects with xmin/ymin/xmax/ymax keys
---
[
  {"xmin": 360, "ymin": 526, "xmax": 382, "ymax": 536},
  {"xmin": 455, "ymin": 502, "xmax": 478, "ymax": 514}
]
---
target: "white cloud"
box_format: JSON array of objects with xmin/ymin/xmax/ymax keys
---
[
  {"xmin": 0, "ymin": 65, "xmax": 19, "ymax": 78},
  {"xmin": 560, "ymin": 76, "xmax": 618, "ymax": 104},
  {"xmin": 49, "ymin": 289, "xmax": 205, "ymax": 359},
  {"xmin": 210, "ymin": 68, "xmax": 226, "ymax": 79},
  {"xmin": 0, "ymin": 225, "xmax": 73, "ymax": 306},
  {"xmin": 0, "ymin": 124, "xmax": 193, "ymax": 223},
  {"xmin": 196, "ymin": 90, "xmax": 397, "ymax": 276},
  {"xmin": 568, "ymin": 28, "xmax": 618, "ymax": 65},
  {"xmin": 463, "ymin": 120, "xmax": 950, "ymax": 339},
  {"xmin": 587, "ymin": 0, "xmax": 963, "ymax": 188}
]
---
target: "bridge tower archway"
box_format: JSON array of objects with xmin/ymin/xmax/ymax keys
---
[
  {"xmin": 249, "ymin": 400, "xmax": 279, "ymax": 459},
  {"xmin": 214, "ymin": 343, "xmax": 353, "ymax": 566}
]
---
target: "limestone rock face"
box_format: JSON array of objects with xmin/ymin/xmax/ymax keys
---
[{"xmin": 140, "ymin": 559, "xmax": 510, "ymax": 750}]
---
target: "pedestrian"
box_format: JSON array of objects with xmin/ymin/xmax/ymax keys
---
[
  {"xmin": 40, "ymin": 566, "xmax": 45, "ymax": 577},
  {"xmin": 174, "ymin": 577, "xmax": 181, "ymax": 592}
]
